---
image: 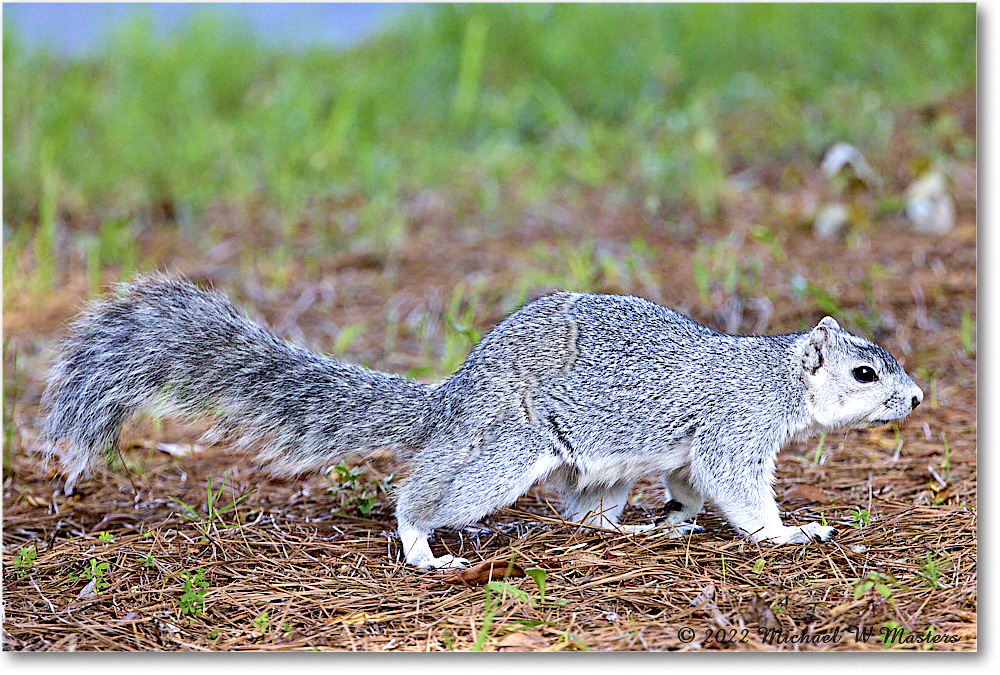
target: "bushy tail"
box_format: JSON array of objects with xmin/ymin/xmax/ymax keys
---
[{"xmin": 40, "ymin": 275, "xmax": 435, "ymax": 490}]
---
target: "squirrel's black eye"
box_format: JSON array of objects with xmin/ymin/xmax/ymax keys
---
[{"xmin": 852, "ymin": 366, "xmax": 878, "ymax": 383}]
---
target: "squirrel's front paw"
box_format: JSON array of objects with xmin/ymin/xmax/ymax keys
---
[{"xmin": 758, "ymin": 523, "xmax": 837, "ymax": 545}]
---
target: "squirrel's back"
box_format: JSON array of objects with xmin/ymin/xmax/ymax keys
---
[{"xmin": 500, "ymin": 294, "xmax": 808, "ymax": 471}]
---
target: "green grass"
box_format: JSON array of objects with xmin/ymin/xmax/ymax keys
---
[
  {"xmin": 169, "ymin": 472, "xmax": 253, "ymax": 533},
  {"xmin": 3, "ymin": 5, "xmax": 975, "ymax": 250},
  {"xmin": 919, "ymin": 553, "xmax": 949, "ymax": 591}
]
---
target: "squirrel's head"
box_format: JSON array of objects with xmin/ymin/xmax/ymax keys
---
[{"xmin": 799, "ymin": 316, "xmax": 923, "ymax": 430}]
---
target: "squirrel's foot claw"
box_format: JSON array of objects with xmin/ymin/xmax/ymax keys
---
[
  {"xmin": 674, "ymin": 522, "xmax": 705, "ymax": 536},
  {"xmin": 623, "ymin": 521, "xmax": 704, "ymax": 538},
  {"xmin": 758, "ymin": 523, "xmax": 837, "ymax": 545},
  {"xmin": 655, "ymin": 522, "xmax": 704, "ymax": 538},
  {"xmin": 810, "ymin": 525, "xmax": 837, "ymax": 542},
  {"xmin": 615, "ymin": 522, "xmax": 659, "ymax": 534},
  {"xmin": 418, "ymin": 555, "xmax": 469, "ymax": 570}
]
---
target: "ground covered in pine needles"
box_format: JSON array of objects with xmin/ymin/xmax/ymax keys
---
[{"xmin": 2, "ymin": 429, "xmax": 979, "ymax": 651}]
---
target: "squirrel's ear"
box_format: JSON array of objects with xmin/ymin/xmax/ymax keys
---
[
  {"xmin": 816, "ymin": 316, "xmax": 840, "ymax": 332},
  {"xmin": 802, "ymin": 320, "xmax": 837, "ymax": 374}
]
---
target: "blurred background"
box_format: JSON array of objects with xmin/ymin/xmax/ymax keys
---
[{"xmin": 3, "ymin": 1, "xmax": 976, "ymax": 392}]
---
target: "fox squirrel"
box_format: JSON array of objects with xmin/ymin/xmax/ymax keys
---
[{"xmin": 40, "ymin": 276, "xmax": 923, "ymax": 568}]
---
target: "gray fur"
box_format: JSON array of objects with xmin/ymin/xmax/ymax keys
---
[{"xmin": 40, "ymin": 276, "xmax": 923, "ymax": 568}]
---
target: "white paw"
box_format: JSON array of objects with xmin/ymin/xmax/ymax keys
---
[
  {"xmin": 667, "ymin": 522, "xmax": 705, "ymax": 538},
  {"xmin": 620, "ymin": 521, "xmax": 704, "ymax": 538},
  {"xmin": 616, "ymin": 522, "xmax": 661, "ymax": 534},
  {"xmin": 418, "ymin": 554, "xmax": 470, "ymax": 570},
  {"xmin": 759, "ymin": 523, "xmax": 837, "ymax": 545},
  {"xmin": 637, "ymin": 522, "xmax": 705, "ymax": 538}
]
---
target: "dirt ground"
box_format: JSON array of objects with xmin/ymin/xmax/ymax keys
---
[{"xmin": 2, "ymin": 100, "xmax": 977, "ymax": 651}]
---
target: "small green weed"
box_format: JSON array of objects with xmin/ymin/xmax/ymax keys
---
[
  {"xmin": 439, "ymin": 284, "xmax": 483, "ymax": 375},
  {"xmin": 523, "ymin": 565, "xmax": 568, "ymax": 606},
  {"xmin": 471, "ymin": 564, "xmax": 567, "ymax": 651},
  {"xmin": 881, "ymin": 620, "xmax": 907, "ymax": 647},
  {"xmin": 252, "ymin": 610, "xmax": 270, "ymax": 634},
  {"xmin": 849, "ymin": 507, "xmax": 873, "ymax": 528},
  {"xmin": 470, "ymin": 582, "xmax": 504, "ymax": 651},
  {"xmin": 812, "ymin": 431, "xmax": 827, "ymax": 464},
  {"xmin": 556, "ymin": 632, "xmax": 590, "ymax": 651},
  {"xmin": 918, "ymin": 553, "xmax": 949, "ymax": 590},
  {"xmin": 960, "ymin": 308, "xmax": 975, "ymax": 356},
  {"xmin": 799, "ymin": 279, "xmax": 890, "ymax": 339},
  {"xmin": 853, "ymin": 572, "xmax": 897, "ymax": 604},
  {"xmin": 471, "ymin": 560, "xmax": 527, "ymax": 652},
  {"xmin": 327, "ymin": 462, "xmax": 364, "ymax": 489},
  {"xmin": 749, "ymin": 226, "xmax": 788, "ymax": 266},
  {"xmin": 803, "ymin": 282, "xmax": 844, "ymax": 321},
  {"xmin": 692, "ymin": 236, "xmax": 763, "ymax": 309},
  {"xmin": 915, "ymin": 367, "xmax": 939, "ymax": 409},
  {"xmin": 325, "ymin": 463, "xmax": 393, "ymax": 516},
  {"xmin": 82, "ymin": 219, "xmax": 141, "ymax": 295},
  {"xmin": 179, "ymin": 568, "xmax": 209, "ymax": 615},
  {"xmin": 98, "ymin": 531, "xmax": 114, "ymax": 543},
  {"xmin": 69, "ymin": 559, "xmax": 110, "ymax": 594},
  {"xmin": 332, "ymin": 323, "xmax": 366, "ymax": 356},
  {"xmin": 525, "ymin": 566, "xmax": 547, "ymax": 604},
  {"xmin": 918, "ymin": 626, "xmax": 938, "ymax": 650},
  {"xmin": 12, "ymin": 544, "xmax": 37, "ymax": 578}
]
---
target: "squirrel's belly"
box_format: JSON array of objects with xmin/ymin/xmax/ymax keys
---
[{"xmin": 568, "ymin": 438, "xmax": 691, "ymax": 489}]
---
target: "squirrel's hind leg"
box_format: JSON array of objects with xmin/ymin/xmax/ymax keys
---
[
  {"xmin": 395, "ymin": 423, "xmax": 561, "ymax": 569},
  {"xmin": 559, "ymin": 480, "xmax": 633, "ymax": 529},
  {"xmin": 609, "ymin": 473, "xmax": 707, "ymax": 538},
  {"xmin": 559, "ymin": 478, "xmax": 705, "ymax": 538},
  {"xmin": 396, "ymin": 520, "xmax": 469, "ymax": 569},
  {"xmin": 662, "ymin": 473, "xmax": 705, "ymax": 525}
]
